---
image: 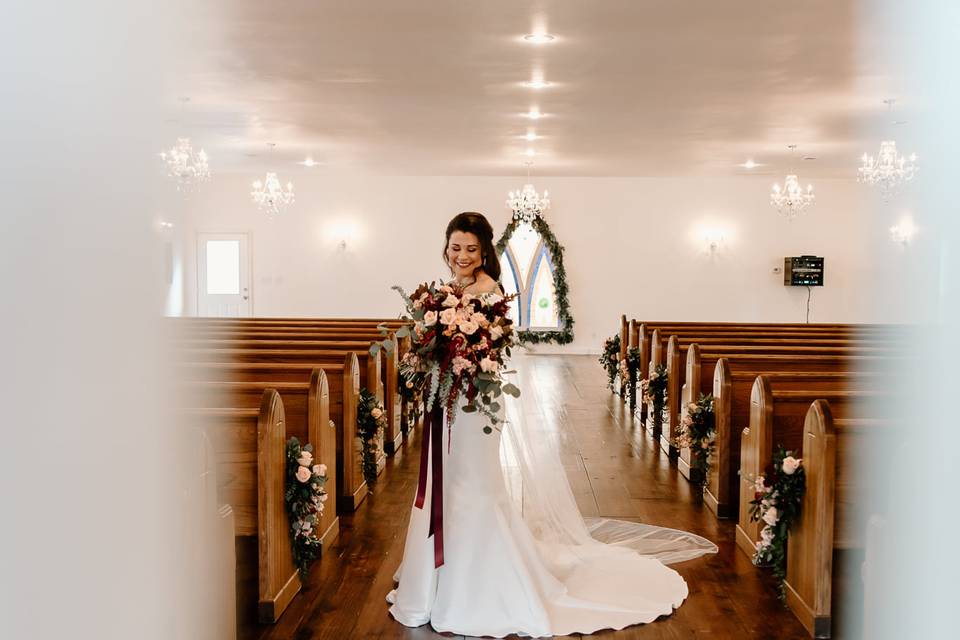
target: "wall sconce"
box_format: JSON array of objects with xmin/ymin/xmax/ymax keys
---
[
  {"xmin": 336, "ymin": 239, "xmax": 348, "ymax": 252},
  {"xmin": 704, "ymin": 231, "xmax": 725, "ymax": 255},
  {"xmin": 322, "ymin": 217, "xmax": 363, "ymax": 253},
  {"xmin": 889, "ymin": 217, "xmax": 916, "ymax": 246}
]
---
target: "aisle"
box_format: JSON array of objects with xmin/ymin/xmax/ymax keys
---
[{"xmin": 243, "ymin": 355, "xmax": 809, "ymax": 640}]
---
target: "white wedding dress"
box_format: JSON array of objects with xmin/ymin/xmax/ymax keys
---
[{"xmin": 387, "ymin": 353, "xmax": 716, "ymax": 637}]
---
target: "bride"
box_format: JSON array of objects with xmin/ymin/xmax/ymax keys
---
[{"xmin": 386, "ymin": 212, "xmax": 717, "ymax": 637}]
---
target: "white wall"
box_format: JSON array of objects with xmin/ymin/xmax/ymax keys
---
[{"xmin": 173, "ymin": 173, "xmax": 931, "ymax": 352}]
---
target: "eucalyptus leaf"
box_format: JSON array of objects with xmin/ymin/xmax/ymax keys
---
[
  {"xmin": 489, "ymin": 402, "xmax": 501, "ymax": 412},
  {"xmin": 396, "ymin": 326, "xmax": 411, "ymax": 338},
  {"xmin": 462, "ymin": 404, "xmax": 477, "ymax": 413},
  {"xmin": 369, "ymin": 343, "xmax": 381, "ymax": 356},
  {"xmin": 382, "ymin": 339, "xmax": 395, "ymax": 353},
  {"xmin": 483, "ymin": 426, "xmax": 492, "ymax": 434}
]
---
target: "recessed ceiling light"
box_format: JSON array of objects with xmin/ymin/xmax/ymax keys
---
[
  {"xmin": 523, "ymin": 78, "xmax": 551, "ymax": 89},
  {"xmin": 525, "ymin": 131, "xmax": 538, "ymax": 141},
  {"xmin": 525, "ymin": 148, "xmax": 536, "ymax": 157},
  {"xmin": 740, "ymin": 159, "xmax": 759, "ymax": 169},
  {"xmin": 803, "ymin": 156, "xmax": 817, "ymax": 161},
  {"xmin": 523, "ymin": 33, "xmax": 555, "ymax": 44},
  {"xmin": 299, "ymin": 157, "xmax": 319, "ymax": 167},
  {"xmin": 524, "ymin": 109, "xmax": 543, "ymax": 120}
]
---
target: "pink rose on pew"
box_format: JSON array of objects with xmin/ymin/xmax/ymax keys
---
[
  {"xmin": 313, "ymin": 463, "xmax": 327, "ymax": 477},
  {"xmin": 424, "ymin": 310, "xmax": 438, "ymax": 327},
  {"xmin": 781, "ymin": 456, "xmax": 801, "ymax": 475},
  {"xmin": 297, "ymin": 450, "xmax": 313, "ymax": 467},
  {"xmin": 649, "ymin": 371, "xmax": 659, "ymax": 381},
  {"xmin": 296, "ymin": 466, "xmax": 312, "ymax": 483},
  {"xmin": 439, "ymin": 307, "xmax": 458, "ymax": 326},
  {"xmin": 371, "ymin": 407, "xmax": 383, "ymax": 419},
  {"xmin": 761, "ymin": 506, "xmax": 779, "ymax": 526}
]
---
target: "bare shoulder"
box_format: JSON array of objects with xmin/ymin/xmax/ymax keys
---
[{"xmin": 467, "ymin": 271, "xmax": 500, "ymax": 295}]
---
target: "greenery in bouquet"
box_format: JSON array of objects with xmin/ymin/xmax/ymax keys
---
[
  {"xmin": 373, "ymin": 281, "xmax": 521, "ymax": 434},
  {"xmin": 749, "ymin": 446, "xmax": 806, "ymax": 600},
  {"xmin": 284, "ymin": 437, "xmax": 329, "ymax": 576}
]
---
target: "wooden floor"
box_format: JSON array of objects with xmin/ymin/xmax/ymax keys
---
[{"xmin": 241, "ymin": 355, "xmax": 811, "ymax": 640}]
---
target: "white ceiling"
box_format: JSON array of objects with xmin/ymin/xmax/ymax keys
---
[{"xmin": 174, "ymin": 0, "xmax": 910, "ymax": 178}]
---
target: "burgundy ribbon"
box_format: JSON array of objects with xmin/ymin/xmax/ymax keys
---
[{"xmin": 414, "ymin": 403, "xmax": 445, "ymax": 568}]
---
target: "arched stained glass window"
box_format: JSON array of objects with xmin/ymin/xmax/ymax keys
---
[{"xmin": 498, "ymin": 222, "xmax": 560, "ymax": 332}]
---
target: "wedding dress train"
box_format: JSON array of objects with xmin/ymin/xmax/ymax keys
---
[{"xmin": 387, "ymin": 355, "xmax": 716, "ymax": 637}]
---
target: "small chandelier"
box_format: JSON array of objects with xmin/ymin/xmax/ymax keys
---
[
  {"xmin": 160, "ymin": 137, "xmax": 210, "ymax": 192},
  {"xmin": 858, "ymin": 100, "xmax": 918, "ymax": 199},
  {"xmin": 771, "ymin": 145, "xmax": 815, "ymax": 220},
  {"xmin": 506, "ymin": 162, "xmax": 550, "ymax": 224},
  {"xmin": 251, "ymin": 143, "xmax": 295, "ymax": 216}
]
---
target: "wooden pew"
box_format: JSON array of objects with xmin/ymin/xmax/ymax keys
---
[
  {"xmin": 659, "ymin": 334, "xmax": 901, "ymax": 466},
  {"xmin": 645, "ymin": 334, "xmax": 900, "ymax": 456},
  {"xmin": 182, "ymin": 370, "xmax": 339, "ymax": 548},
  {"xmin": 178, "ymin": 346, "xmax": 385, "ymax": 477},
  {"xmin": 735, "ymin": 377, "xmax": 894, "ymax": 559},
  {"xmin": 784, "ymin": 400, "xmax": 896, "ymax": 638},
  {"xmin": 706, "ymin": 363, "xmax": 891, "ymax": 519},
  {"xmin": 179, "ymin": 334, "xmax": 403, "ymax": 456},
  {"xmin": 184, "ymin": 389, "xmax": 299, "ymax": 623},
  {"xmin": 177, "ymin": 357, "xmax": 369, "ymax": 513}
]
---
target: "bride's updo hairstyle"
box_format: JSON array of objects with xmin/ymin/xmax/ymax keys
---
[{"xmin": 443, "ymin": 212, "xmax": 501, "ymax": 281}]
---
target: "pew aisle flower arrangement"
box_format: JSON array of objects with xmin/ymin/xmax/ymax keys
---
[
  {"xmin": 357, "ymin": 389, "xmax": 387, "ymax": 486},
  {"xmin": 624, "ymin": 347, "xmax": 642, "ymax": 407},
  {"xmin": 284, "ymin": 437, "xmax": 329, "ymax": 576},
  {"xmin": 374, "ymin": 281, "xmax": 521, "ymax": 435},
  {"xmin": 599, "ymin": 334, "xmax": 621, "ymax": 392},
  {"xmin": 674, "ymin": 393, "xmax": 715, "ymax": 490},
  {"xmin": 640, "ymin": 363, "xmax": 669, "ymax": 428},
  {"xmin": 749, "ymin": 446, "xmax": 806, "ymax": 600}
]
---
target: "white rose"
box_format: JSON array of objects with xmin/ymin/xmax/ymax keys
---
[
  {"xmin": 649, "ymin": 372, "xmax": 658, "ymax": 381},
  {"xmin": 489, "ymin": 325, "xmax": 504, "ymax": 341},
  {"xmin": 459, "ymin": 319, "xmax": 479, "ymax": 335},
  {"xmin": 297, "ymin": 451, "xmax": 313, "ymax": 467},
  {"xmin": 471, "ymin": 312, "xmax": 489, "ymax": 328},
  {"xmin": 761, "ymin": 507, "xmax": 779, "ymax": 526},
  {"xmin": 423, "ymin": 310, "xmax": 438, "ymax": 327},
  {"xmin": 313, "ymin": 463, "xmax": 327, "ymax": 477},
  {"xmin": 371, "ymin": 407, "xmax": 383, "ymax": 419},
  {"xmin": 782, "ymin": 456, "xmax": 801, "ymax": 475},
  {"xmin": 439, "ymin": 307, "xmax": 458, "ymax": 326},
  {"xmin": 479, "ymin": 357, "xmax": 499, "ymax": 373},
  {"xmin": 296, "ymin": 466, "xmax": 312, "ymax": 483},
  {"xmin": 442, "ymin": 293, "xmax": 459, "ymax": 308},
  {"xmin": 687, "ymin": 402, "xmax": 698, "ymax": 413}
]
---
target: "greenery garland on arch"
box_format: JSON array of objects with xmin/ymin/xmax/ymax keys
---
[{"xmin": 495, "ymin": 215, "xmax": 575, "ymax": 345}]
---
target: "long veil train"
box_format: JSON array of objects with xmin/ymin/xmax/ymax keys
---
[{"xmin": 499, "ymin": 351, "xmax": 718, "ymax": 565}]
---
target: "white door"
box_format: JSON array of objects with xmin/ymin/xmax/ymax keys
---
[{"xmin": 197, "ymin": 233, "xmax": 251, "ymax": 317}]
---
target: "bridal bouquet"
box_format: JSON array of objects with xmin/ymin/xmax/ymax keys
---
[{"xmin": 373, "ymin": 281, "xmax": 521, "ymax": 433}]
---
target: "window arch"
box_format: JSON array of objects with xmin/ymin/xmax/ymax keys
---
[{"xmin": 498, "ymin": 221, "xmax": 561, "ymax": 331}]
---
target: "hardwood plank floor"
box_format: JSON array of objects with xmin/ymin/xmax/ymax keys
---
[{"xmin": 241, "ymin": 355, "xmax": 810, "ymax": 639}]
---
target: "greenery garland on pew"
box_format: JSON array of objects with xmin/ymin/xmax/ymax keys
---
[
  {"xmin": 749, "ymin": 446, "xmax": 806, "ymax": 600},
  {"xmin": 357, "ymin": 389, "xmax": 388, "ymax": 487},
  {"xmin": 640, "ymin": 363, "xmax": 668, "ymax": 431},
  {"xmin": 674, "ymin": 393, "xmax": 716, "ymax": 490},
  {"xmin": 599, "ymin": 334, "xmax": 621, "ymax": 392},
  {"xmin": 624, "ymin": 347, "xmax": 642, "ymax": 410},
  {"xmin": 494, "ymin": 216, "xmax": 574, "ymax": 345},
  {"xmin": 284, "ymin": 437, "xmax": 329, "ymax": 576}
]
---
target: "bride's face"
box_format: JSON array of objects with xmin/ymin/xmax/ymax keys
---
[{"xmin": 446, "ymin": 230, "xmax": 483, "ymax": 280}]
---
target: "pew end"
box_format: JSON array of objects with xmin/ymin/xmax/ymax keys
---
[{"xmin": 784, "ymin": 399, "xmax": 836, "ymax": 638}]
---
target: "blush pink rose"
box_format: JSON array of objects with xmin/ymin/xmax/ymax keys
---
[{"xmin": 296, "ymin": 466, "xmax": 312, "ymax": 483}]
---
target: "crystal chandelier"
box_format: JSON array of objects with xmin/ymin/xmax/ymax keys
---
[
  {"xmin": 251, "ymin": 143, "xmax": 295, "ymax": 216},
  {"xmin": 506, "ymin": 162, "xmax": 550, "ymax": 223},
  {"xmin": 770, "ymin": 145, "xmax": 815, "ymax": 220},
  {"xmin": 858, "ymin": 100, "xmax": 918, "ymax": 199},
  {"xmin": 160, "ymin": 137, "xmax": 210, "ymax": 192}
]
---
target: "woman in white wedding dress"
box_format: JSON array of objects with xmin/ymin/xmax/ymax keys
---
[{"xmin": 387, "ymin": 212, "xmax": 717, "ymax": 637}]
